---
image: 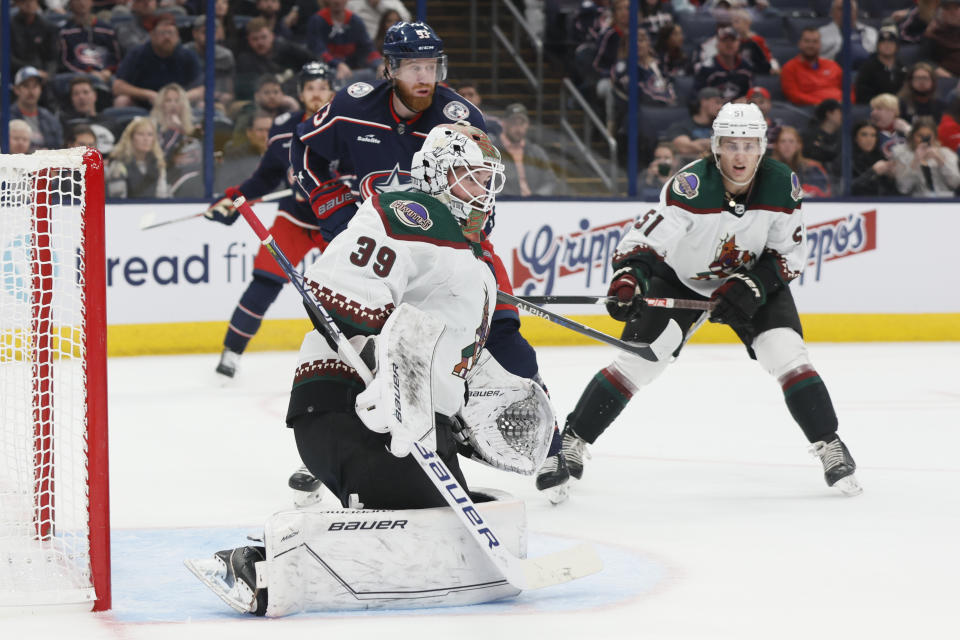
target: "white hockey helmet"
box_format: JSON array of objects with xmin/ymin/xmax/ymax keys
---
[
  {"xmin": 711, "ymin": 102, "xmax": 767, "ymax": 156},
  {"xmin": 410, "ymin": 122, "xmax": 505, "ymax": 233}
]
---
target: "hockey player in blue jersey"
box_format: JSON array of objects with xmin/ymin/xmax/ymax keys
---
[
  {"xmin": 205, "ymin": 61, "xmax": 337, "ymax": 378},
  {"xmin": 291, "ymin": 21, "xmax": 571, "ymax": 502}
]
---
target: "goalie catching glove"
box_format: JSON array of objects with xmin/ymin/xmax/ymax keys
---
[
  {"xmin": 205, "ymin": 186, "xmax": 242, "ymax": 225},
  {"xmin": 455, "ymin": 351, "xmax": 555, "ymax": 475}
]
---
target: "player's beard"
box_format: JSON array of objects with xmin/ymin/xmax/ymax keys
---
[{"xmin": 395, "ymin": 82, "xmax": 436, "ymax": 114}]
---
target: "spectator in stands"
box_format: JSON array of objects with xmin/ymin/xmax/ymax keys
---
[
  {"xmin": 150, "ymin": 83, "xmax": 203, "ymax": 197},
  {"xmin": 10, "ymin": 0, "xmax": 61, "ymax": 84},
  {"xmin": 694, "ymin": 25, "xmax": 754, "ymax": 101},
  {"xmin": 639, "ymin": 0, "xmax": 673, "ymax": 38},
  {"xmin": 899, "ymin": 62, "xmax": 947, "ymax": 124},
  {"xmin": 851, "ymin": 121, "xmax": 898, "ymax": 196},
  {"xmin": 456, "ymin": 81, "xmax": 502, "ymax": 140},
  {"xmin": 115, "ymin": 0, "xmax": 157, "ymax": 55},
  {"xmin": 780, "ymin": 28, "xmax": 845, "ymax": 107},
  {"xmin": 9, "ymin": 120, "xmax": 34, "ymax": 154},
  {"xmin": 571, "ymin": 0, "xmax": 609, "ymax": 48},
  {"xmin": 854, "ymin": 24, "xmax": 905, "ymax": 105},
  {"xmin": 255, "ymin": 0, "xmax": 295, "ymax": 42},
  {"xmin": 217, "ymin": 0, "xmax": 245, "ymax": 53},
  {"xmin": 105, "ymin": 116, "xmax": 169, "ymax": 198},
  {"xmin": 937, "ymin": 96, "xmax": 960, "ymax": 151},
  {"xmin": 497, "ymin": 102, "xmax": 563, "ymax": 197},
  {"xmin": 770, "ymin": 126, "xmax": 832, "ymax": 197},
  {"xmin": 214, "ymin": 111, "xmax": 274, "ymax": 193},
  {"xmin": 593, "ymin": 0, "xmax": 629, "ymax": 88},
  {"xmin": 59, "ymin": 75, "xmax": 117, "ymax": 152},
  {"xmin": 306, "ymin": 0, "xmax": 382, "ymax": 84},
  {"xmin": 642, "ymin": 141, "xmax": 677, "ymax": 199},
  {"xmin": 802, "ymin": 98, "xmax": 842, "ymax": 177},
  {"xmin": 895, "ymin": 0, "xmax": 939, "ymax": 44},
  {"xmin": 746, "ymin": 85, "xmax": 781, "ymax": 143},
  {"xmin": 663, "ymin": 86, "xmax": 723, "ymax": 161},
  {"xmin": 185, "ymin": 16, "xmax": 236, "ymax": 115},
  {"xmin": 819, "ymin": 0, "xmax": 877, "ymax": 69},
  {"xmin": 59, "ymin": 0, "xmax": 122, "ymax": 88},
  {"xmin": 612, "ymin": 28, "xmax": 676, "ymax": 106},
  {"xmin": 372, "ymin": 8, "xmax": 403, "ymax": 53},
  {"xmin": 730, "ymin": 9, "xmax": 775, "ymax": 74},
  {"xmin": 235, "ymin": 17, "xmax": 314, "ymax": 101},
  {"xmin": 232, "ymin": 74, "xmax": 299, "ymax": 133},
  {"xmin": 870, "ymin": 92, "xmax": 911, "ymax": 157},
  {"xmin": 891, "ymin": 116, "xmax": 960, "ymax": 196},
  {"xmin": 11, "ymin": 67, "xmax": 64, "ymax": 151},
  {"xmin": 655, "ymin": 22, "xmax": 692, "ymax": 78},
  {"xmin": 347, "ymin": 0, "xmax": 410, "ymax": 40},
  {"xmin": 113, "ymin": 15, "xmax": 202, "ymax": 108},
  {"xmin": 923, "ymin": 0, "xmax": 960, "ymax": 77},
  {"xmin": 65, "ymin": 123, "xmax": 98, "ymax": 149}
]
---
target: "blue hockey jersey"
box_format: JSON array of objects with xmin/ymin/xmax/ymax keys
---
[
  {"xmin": 236, "ymin": 110, "xmax": 317, "ymax": 228},
  {"xmin": 291, "ymin": 80, "xmax": 485, "ymax": 241}
]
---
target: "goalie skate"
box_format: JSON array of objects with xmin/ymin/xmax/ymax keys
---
[
  {"xmin": 184, "ymin": 546, "xmax": 268, "ymax": 615},
  {"xmin": 289, "ymin": 465, "xmax": 324, "ymax": 508}
]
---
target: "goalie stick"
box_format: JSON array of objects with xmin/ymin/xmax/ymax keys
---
[
  {"xmin": 497, "ymin": 291, "xmax": 683, "ymax": 361},
  {"xmin": 232, "ymin": 195, "xmax": 602, "ymax": 591},
  {"xmin": 519, "ymin": 294, "xmax": 715, "ymax": 312},
  {"xmin": 139, "ymin": 188, "xmax": 294, "ymax": 230}
]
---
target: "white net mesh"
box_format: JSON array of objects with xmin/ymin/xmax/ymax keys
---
[{"xmin": 0, "ymin": 150, "xmax": 97, "ymax": 607}]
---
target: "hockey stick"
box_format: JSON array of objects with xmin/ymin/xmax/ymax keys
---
[
  {"xmin": 139, "ymin": 188, "xmax": 294, "ymax": 230},
  {"xmin": 233, "ymin": 195, "xmax": 602, "ymax": 591},
  {"xmin": 498, "ymin": 290, "xmax": 683, "ymax": 362},
  {"xmin": 519, "ymin": 294, "xmax": 715, "ymax": 312}
]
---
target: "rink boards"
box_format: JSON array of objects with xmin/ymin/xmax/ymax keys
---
[{"xmin": 95, "ymin": 200, "xmax": 959, "ymax": 355}]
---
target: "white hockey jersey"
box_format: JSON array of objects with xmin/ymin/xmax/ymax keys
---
[
  {"xmin": 288, "ymin": 190, "xmax": 497, "ymax": 419},
  {"xmin": 616, "ymin": 157, "xmax": 806, "ymax": 297}
]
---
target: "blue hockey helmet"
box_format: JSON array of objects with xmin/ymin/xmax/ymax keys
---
[
  {"xmin": 382, "ymin": 21, "xmax": 447, "ymax": 82},
  {"xmin": 297, "ymin": 60, "xmax": 336, "ymax": 93}
]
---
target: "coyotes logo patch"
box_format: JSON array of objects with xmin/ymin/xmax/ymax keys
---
[
  {"xmin": 453, "ymin": 288, "xmax": 491, "ymax": 379},
  {"xmin": 692, "ymin": 234, "xmax": 754, "ymax": 280}
]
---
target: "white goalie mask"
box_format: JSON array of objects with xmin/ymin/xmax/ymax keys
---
[
  {"xmin": 410, "ymin": 123, "xmax": 506, "ymax": 235},
  {"xmin": 711, "ymin": 102, "xmax": 767, "ymax": 186}
]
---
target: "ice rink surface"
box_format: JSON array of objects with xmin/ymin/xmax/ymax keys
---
[{"xmin": 4, "ymin": 341, "xmax": 959, "ymax": 639}]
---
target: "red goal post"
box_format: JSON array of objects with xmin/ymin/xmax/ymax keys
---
[{"xmin": 0, "ymin": 147, "xmax": 110, "ymax": 611}]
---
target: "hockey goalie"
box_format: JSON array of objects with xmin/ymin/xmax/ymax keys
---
[{"xmin": 185, "ymin": 123, "xmax": 567, "ymax": 616}]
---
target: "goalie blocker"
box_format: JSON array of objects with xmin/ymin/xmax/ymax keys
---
[{"xmin": 185, "ymin": 488, "xmax": 525, "ymax": 615}]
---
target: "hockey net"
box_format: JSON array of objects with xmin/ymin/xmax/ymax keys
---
[{"xmin": 0, "ymin": 148, "xmax": 110, "ymax": 611}]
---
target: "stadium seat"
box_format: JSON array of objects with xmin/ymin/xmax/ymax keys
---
[
  {"xmin": 766, "ymin": 39, "xmax": 798, "ymax": 67},
  {"xmin": 673, "ymin": 75, "xmax": 695, "ymax": 103},
  {"xmin": 751, "ymin": 16, "xmax": 786, "ymax": 41},
  {"xmin": 848, "ymin": 103, "xmax": 871, "ymax": 125},
  {"xmin": 784, "ymin": 15, "xmax": 828, "ymax": 42},
  {"xmin": 101, "ymin": 106, "xmax": 150, "ymax": 139},
  {"xmin": 677, "ymin": 14, "xmax": 718, "ymax": 45},
  {"xmin": 937, "ymin": 76, "xmax": 958, "ymax": 101},
  {"xmin": 639, "ymin": 105, "xmax": 690, "ymax": 142},
  {"xmin": 752, "ymin": 74, "xmax": 785, "ymax": 102},
  {"xmin": 770, "ymin": 102, "xmax": 814, "ymax": 130}
]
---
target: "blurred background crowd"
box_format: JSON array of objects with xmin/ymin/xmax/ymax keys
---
[{"xmin": 4, "ymin": 0, "xmax": 960, "ymax": 199}]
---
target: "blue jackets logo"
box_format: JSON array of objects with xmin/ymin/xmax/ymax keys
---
[
  {"xmin": 358, "ymin": 164, "xmax": 414, "ymax": 200},
  {"xmin": 347, "ymin": 82, "xmax": 374, "ymax": 98}
]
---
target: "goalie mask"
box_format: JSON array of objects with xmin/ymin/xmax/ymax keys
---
[
  {"xmin": 411, "ymin": 123, "xmax": 506, "ymax": 236},
  {"xmin": 711, "ymin": 102, "xmax": 767, "ymax": 187}
]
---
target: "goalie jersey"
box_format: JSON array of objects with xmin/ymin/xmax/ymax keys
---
[
  {"xmin": 286, "ymin": 190, "xmax": 497, "ymax": 423},
  {"xmin": 617, "ymin": 156, "xmax": 806, "ymax": 298}
]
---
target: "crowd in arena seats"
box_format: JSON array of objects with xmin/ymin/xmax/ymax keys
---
[
  {"xmin": 549, "ymin": 0, "xmax": 960, "ymax": 198},
  {"xmin": 8, "ymin": 0, "xmax": 960, "ymax": 200}
]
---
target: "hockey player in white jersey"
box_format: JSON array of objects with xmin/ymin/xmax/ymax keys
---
[
  {"xmin": 186, "ymin": 123, "xmax": 561, "ymax": 616},
  {"xmin": 538, "ymin": 103, "xmax": 862, "ymax": 497}
]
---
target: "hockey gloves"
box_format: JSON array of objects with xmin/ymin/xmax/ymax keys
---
[
  {"xmin": 204, "ymin": 186, "xmax": 242, "ymax": 225},
  {"xmin": 606, "ymin": 264, "xmax": 649, "ymax": 322},
  {"xmin": 709, "ymin": 272, "xmax": 765, "ymax": 327}
]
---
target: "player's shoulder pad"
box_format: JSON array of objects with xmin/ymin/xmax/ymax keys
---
[
  {"xmin": 436, "ymin": 85, "xmax": 484, "ymax": 127},
  {"xmin": 664, "ymin": 158, "xmax": 721, "ymax": 210},
  {"xmin": 370, "ymin": 191, "xmax": 473, "ymax": 249},
  {"xmin": 752, "ymin": 157, "xmax": 803, "ymax": 212}
]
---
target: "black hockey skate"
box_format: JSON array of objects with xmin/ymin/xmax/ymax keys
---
[
  {"xmin": 561, "ymin": 426, "xmax": 590, "ymax": 480},
  {"xmin": 213, "ymin": 546, "xmax": 268, "ymax": 615},
  {"xmin": 536, "ymin": 452, "xmax": 570, "ymax": 505},
  {"xmin": 216, "ymin": 348, "xmax": 241, "ymax": 378},
  {"xmin": 811, "ymin": 437, "xmax": 862, "ymax": 496}
]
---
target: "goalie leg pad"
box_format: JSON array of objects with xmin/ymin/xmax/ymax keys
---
[{"xmin": 259, "ymin": 488, "xmax": 525, "ymax": 616}]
